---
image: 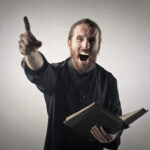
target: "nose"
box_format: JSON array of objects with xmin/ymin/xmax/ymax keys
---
[{"xmin": 81, "ymin": 39, "xmax": 90, "ymax": 49}]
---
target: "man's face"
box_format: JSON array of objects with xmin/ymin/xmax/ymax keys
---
[{"xmin": 68, "ymin": 23, "xmax": 100, "ymax": 74}]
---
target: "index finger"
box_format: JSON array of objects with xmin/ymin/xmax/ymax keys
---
[{"xmin": 24, "ymin": 16, "xmax": 31, "ymax": 33}]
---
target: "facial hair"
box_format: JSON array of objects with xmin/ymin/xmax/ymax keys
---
[{"xmin": 70, "ymin": 51, "xmax": 98, "ymax": 74}]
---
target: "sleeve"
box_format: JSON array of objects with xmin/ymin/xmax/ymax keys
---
[
  {"xmin": 109, "ymin": 78, "xmax": 122, "ymax": 116},
  {"xmin": 21, "ymin": 53, "xmax": 57, "ymax": 95},
  {"xmin": 100, "ymin": 77, "xmax": 122, "ymax": 150}
]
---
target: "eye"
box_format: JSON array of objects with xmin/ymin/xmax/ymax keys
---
[
  {"xmin": 89, "ymin": 38, "xmax": 96, "ymax": 43},
  {"xmin": 77, "ymin": 36, "xmax": 83, "ymax": 42}
]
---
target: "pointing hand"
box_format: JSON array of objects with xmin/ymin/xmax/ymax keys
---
[{"xmin": 18, "ymin": 16, "xmax": 42, "ymax": 55}]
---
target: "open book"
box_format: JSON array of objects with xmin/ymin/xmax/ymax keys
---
[{"xmin": 63, "ymin": 102, "xmax": 148, "ymax": 141}]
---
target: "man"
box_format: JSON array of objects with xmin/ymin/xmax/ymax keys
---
[{"xmin": 19, "ymin": 16, "xmax": 122, "ymax": 150}]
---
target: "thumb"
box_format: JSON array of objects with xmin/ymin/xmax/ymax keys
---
[{"xmin": 34, "ymin": 41, "xmax": 42, "ymax": 48}]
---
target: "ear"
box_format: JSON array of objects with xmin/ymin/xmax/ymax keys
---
[
  {"xmin": 98, "ymin": 43, "xmax": 101, "ymax": 52},
  {"xmin": 96, "ymin": 43, "xmax": 101, "ymax": 54},
  {"xmin": 68, "ymin": 40, "xmax": 72, "ymax": 50}
]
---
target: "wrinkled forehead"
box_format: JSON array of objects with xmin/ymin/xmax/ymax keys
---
[{"xmin": 73, "ymin": 23, "xmax": 100, "ymax": 38}]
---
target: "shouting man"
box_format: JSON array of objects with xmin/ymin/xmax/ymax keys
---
[{"xmin": 19, "ymin": 16, "xmax": 122, "ymax": 150}]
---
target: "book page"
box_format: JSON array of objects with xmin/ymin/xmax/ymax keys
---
[
  {"xmin": 120, "ymin": 109, "xmax": 142, "ymax": 121},
  {"xmin": 120, "ymin": 108, "xmax": 148, "ymax": 125},
  {"xmin": 65, "ymin": 102, "xmax": 96, "ymax": 121}
]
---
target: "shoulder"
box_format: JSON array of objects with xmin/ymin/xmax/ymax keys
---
[
  {"xmin": 49, "ymin": 58, "xmax": 70, "ymax": 71},
  {"xmin": 95, "ymin": 63, "xmax": 117, "ymax": 83}
]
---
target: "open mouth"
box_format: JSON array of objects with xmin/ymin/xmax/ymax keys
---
[{"xmin": 79, "ymin": 54, "xmax": 89, "ymax": 61}]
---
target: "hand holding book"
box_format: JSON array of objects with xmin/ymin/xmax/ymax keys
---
[
  {"xmin": 64, "ymin": 102, "xmax": 148, "ymax": 141},
  {"xmin": 90, "ymin": 125, "xmax": 118, "ymax": 143}
]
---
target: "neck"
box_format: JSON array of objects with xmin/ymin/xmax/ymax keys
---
[{"xmin": 70, "ymin": 58, "xmax": 95, "ymax": 74}]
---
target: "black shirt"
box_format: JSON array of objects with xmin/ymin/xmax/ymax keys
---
[{"xmin": 22, "ymin": 54, "xmax": 122, "ymax": 150}]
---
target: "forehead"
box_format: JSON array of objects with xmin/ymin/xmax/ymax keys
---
[{"xmin": 73, "ymin": 23, "xmax": 99, "ymax": 38}]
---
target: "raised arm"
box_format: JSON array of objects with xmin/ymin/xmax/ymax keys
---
[{"xmin": 18, "ymin": 16, "xmax": 43, "ymax": 70}]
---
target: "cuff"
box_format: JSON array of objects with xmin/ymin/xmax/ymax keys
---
[{"xmin": 21, "ymin": 52, "xmax": 48, "ymax": 75}]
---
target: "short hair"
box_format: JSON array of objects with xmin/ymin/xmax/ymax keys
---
[{"xmin": 68, "ymin": 18, "xmax": 101, "ymax": 44}]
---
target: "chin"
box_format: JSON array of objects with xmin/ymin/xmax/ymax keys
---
[
  {"xmin": 71, "ymin": 53, "xmax": 97, "ymax": 74},
  {"xmin": 75, "ymin": 58, "xmax": 95, "ymax": 74}
]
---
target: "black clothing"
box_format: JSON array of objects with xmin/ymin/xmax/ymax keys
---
[{"xmin": 22, "ymin": 54, "xmax": 122, "ymax": 150}]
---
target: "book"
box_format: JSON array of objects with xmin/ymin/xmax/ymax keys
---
[{"xmin": 63, "ymin": 102, "xmax": 148, "ymax": 141}]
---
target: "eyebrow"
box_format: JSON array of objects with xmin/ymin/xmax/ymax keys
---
[
  {"xmin": 77, "ymin": 35, "xmax": 96, "ymax": 39},
  {"xmin": 77, "ymin": 35, "xmax": 84, "ymax": 38}
]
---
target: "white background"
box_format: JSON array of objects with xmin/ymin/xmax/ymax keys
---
[{"xmin": 0, "ymin": 0, "xmax": 150, "ymax": 149}]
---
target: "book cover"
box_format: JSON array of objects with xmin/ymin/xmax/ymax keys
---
[{"xmin": 64, "ymin": 102, "xmax": 148, "ymax": 140}]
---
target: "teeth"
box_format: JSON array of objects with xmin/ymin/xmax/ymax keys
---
[
  {"xmin": 79, "ymin": 53, "xmax": 89, "ymax": 61},
  {"xmin": 80, "ymin": 53, "xmax": 89, "ymax": 56}
]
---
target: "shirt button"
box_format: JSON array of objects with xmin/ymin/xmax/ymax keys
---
[{"xmin": 80, "ymin": 94, "xmax": 86, "ymax": 100}]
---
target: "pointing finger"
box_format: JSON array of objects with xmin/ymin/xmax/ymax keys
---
[{"xmin": 24, "ymin": 16, "xmax": 31, "ymax": 33}]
